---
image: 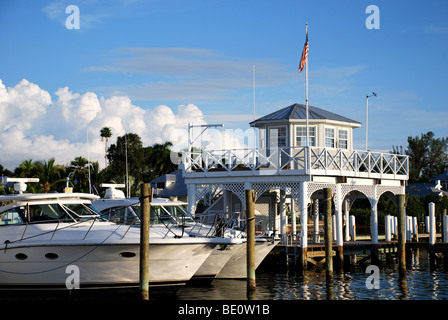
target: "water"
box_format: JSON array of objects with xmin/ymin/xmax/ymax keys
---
[
  {"xmin": 2, "ymin": 249, "xmax": 448, "ymax": 301},
  {"xmin": 170, "ymin": 264, "xmax": 448, "ymax": 300},
  {"xmin": 151, "ymin": 249, "xmax": 448, "ymax": 301}
]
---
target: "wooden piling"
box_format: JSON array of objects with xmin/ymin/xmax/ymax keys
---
[
  {"xmin": 245, "ymin": 187, "xmax": 256, "ymax": 297},
  {"xmin": 396, "ymin": 194, "xmax": 406, "ymax": 276},
  {"xmin": 324, "ymin": 188, "xmax": 333, "ymax": 279},
  {"xmin": 139, "ymin": 183, "xmax": 152, "ymax": 300}
]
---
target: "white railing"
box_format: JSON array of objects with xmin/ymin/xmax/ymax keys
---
[{"xmin": 182, "ymin": 146, "xmax": 409, "ymax": 180}]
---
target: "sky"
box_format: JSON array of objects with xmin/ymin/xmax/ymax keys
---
[{"xmin": 0, "ymin": 0, "xmax": 447, "ymax": 170}]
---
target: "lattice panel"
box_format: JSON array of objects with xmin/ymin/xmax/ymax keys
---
[
  {"xmin": 221, "ymin": 183, "xmax": 246, "ymax": 207},
  {"xmin": 307, "ymin": 182, "xmax": 337, "ymax": 199},
  {"xmin": 253, "ymin": 182, "xmax": 302, "ymax": 203},
  {"xmin": 340, "ymin": 184, "xmax": 374, "ymax": 202},
  {"xmin": 193, "ymin": 181, "xmax": 405, "ymax": 213},
  {"xmin": 377, "ymin": 185, "xmax": 404, "ymax": 199}
]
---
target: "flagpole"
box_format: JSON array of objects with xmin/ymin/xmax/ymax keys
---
[
  {"xmin": 305, "ymin": 22, "xmax": 310, "ymax": 175},
  {"xmin": 298, "ymin": 22, "xmax": 310, "ymax": 173},
  {"xmin": 305, "ymin": 22, "xmax": 309, "ymax": 149}
]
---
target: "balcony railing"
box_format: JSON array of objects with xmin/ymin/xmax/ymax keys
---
[{"xmin": 181, "ymin": 146, "xmax": 409, "ymax": 180}]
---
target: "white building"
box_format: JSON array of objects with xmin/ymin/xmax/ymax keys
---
[{"xmin": 181, "ymin": 103, "xmax": 409, "ymax": 267}]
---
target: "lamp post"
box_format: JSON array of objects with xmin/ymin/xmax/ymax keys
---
[
  {"xmin": 187, "ymin": 123, "xmax": 224, "ymax": 152},
  {"xmin": 365, "ymin": 92, "xmax": 377, "ymax": 151}
]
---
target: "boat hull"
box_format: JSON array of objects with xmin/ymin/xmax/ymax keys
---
[
  {"xmin": 0, "ymin": 222, "xmax": 215, "ymax": 289},
  {"xmin": 215, "ymin": 238, "xmax": 279, "ymax": 279},
  {"xmin": 0, "ymin": 242, "xmax": 214, "ymax": 288},
  {"xmin": 192, "ymin": 242, "xmax": 244, "ymax": 279}
]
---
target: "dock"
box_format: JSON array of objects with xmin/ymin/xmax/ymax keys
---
[{"xmin": 272, "ymin": 233, "xmax": 448, "ymax": 270}]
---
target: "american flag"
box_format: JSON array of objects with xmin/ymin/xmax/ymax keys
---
[{"xmin": 298, "ymin": 31, "xmax": 308, "ymax": 73}]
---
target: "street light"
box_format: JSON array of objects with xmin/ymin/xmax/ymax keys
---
[
  {"xmin": 365, "ymin": 92, "xmax": 377, "ymax": 151},
  {"xmin": 187, "ymin": 123, "xmax": 224, "ymax": 152}
]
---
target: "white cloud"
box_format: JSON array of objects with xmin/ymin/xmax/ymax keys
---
[
  {"xmin": 87, "ymin": 47, "xmax": 293, "ymax": 101},
  {"xmin": 0, "ymin": 78, "xmax": 208, "ymax": 170}
]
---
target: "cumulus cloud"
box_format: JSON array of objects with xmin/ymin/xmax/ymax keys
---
[{"xmin": 0, "ymin": 78, "xmax": 210, "ymax": 170}]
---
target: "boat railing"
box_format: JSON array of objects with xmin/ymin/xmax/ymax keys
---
[
  {"xmin": 188, "ymin": 212, "xmax": 244, "ymax": 238},
  {"xmin": 189, "ymin": 212, "xmax": 273, "ymax": 238},
  {"xmin": 2, "ymin": 217, "xmax": 108, "ymax": 249}
]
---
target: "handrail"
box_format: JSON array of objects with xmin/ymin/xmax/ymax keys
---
[{"xmin": 182, "ymin": 146, "xmax": 409, "ymax": 179}]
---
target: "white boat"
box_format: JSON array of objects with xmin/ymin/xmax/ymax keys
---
[
  {"xmin": 93, "ymin": 184, "xmax": 245, "ymax": 280},
  {"xmin": 92, "ymin": 184, "xmax": 278, "ymax": 280},
  {"xmin": 0, "ymin": 178, "xmax": 227, "ymax": 289}
]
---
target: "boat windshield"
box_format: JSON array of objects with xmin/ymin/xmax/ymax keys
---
[
  {"xmin": 99, "ymin": 203, "xmax": 194, "ymax": 226},
  {"xmin": 0, "ymin": 202, "xmax": 102, "ymax": 225}
]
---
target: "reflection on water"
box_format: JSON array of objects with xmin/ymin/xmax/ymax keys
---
[
  {"xmin": 1, "ymin": 249, "xmax": 448, "ymax": 301},
  {"xmin": 169, "ymin": 249, "xmax": 448, "ymax": 300},
  {"xmin": 169, "ymin": 267, "xmax": 448, "ymax": 301}
]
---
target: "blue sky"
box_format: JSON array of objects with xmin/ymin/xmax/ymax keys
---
[{"xmin": 0, "ymin": 0, "xmax": 447, "ymax": 169}]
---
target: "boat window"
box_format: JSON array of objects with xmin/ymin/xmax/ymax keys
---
[
  {"xmin": 151, "ymin": 206, "xmax": 176, "ymax": 224},
  {"xmin": 29, "ymin": 204, "xmax": 67, "ymax": 222},
  {"xmin": 101, "ymin": 205, "xmax": 139, "ymax": 225},
  {"xmin": 165, "ymin": 205, "xmax": 194, "ymax": 223},
  {"xmin": 0, "ymin": 208, "xmax": 24, "ymax": 225},
  {"xmin": 63, "ymin": 204, "xmax": 102, "ymax": 221}
]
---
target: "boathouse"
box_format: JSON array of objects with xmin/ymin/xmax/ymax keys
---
[{"xmin": 181, "ymin": 103, "xmax": 409, "ymax": 267}]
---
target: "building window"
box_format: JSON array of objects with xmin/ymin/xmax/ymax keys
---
[
  {"xmin": 269, "ymin": 127, "xmax": 287, "ymax": 148},
  {"xmin": 325, "ymin": 128, "xmax": 335, "ymax": 148},
  {"xmin": 259, "ymin": 128, "xmax": 266, "ymax": 149},
  {"xmin": 295, "ymin": 126, "xmax": 316, "ymax": 147},
  {"xmin": 339, "ymin": 129, "xmax": 348, "ymax": 149}
]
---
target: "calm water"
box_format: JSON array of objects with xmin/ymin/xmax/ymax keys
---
[
  {"xmin": 171, "ymin": 264, "xmax": 448, "ymax": 300},
  {"xmin": 152, "ymin": 248, "xmax": 448, "ymax": 301},
  {"xmin": 2, "ymin": 249, "xmax": 447, "ymax": 301}
]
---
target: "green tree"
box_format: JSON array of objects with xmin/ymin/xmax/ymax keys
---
[
  {"xmin": 15, "ymin": 159, "xmax": 38, "ymax": 178},
  {"xmin": 144, "ymin": 141, "xmax": 178, "ymax": 181},
  {"xmin": 100, "ymin": 127, "xmax": 112, "ymax": 168},
  {"xmin": 35, "ymin": 158, "xmax": 66, "ymax": 193},
  {"xmin": 106, "ymin": 133, "xmax": 145, "ymax": 195},
  {"xmin": 67, "ymin": 156, "xmax": 90, "ymax": 192},
  {"xmin": 394, "ymin": 131, "xmax": 448, "ymax": 182},
  {"xmin": 405, "ymin": 195, "xmax": 425, "ymax": 221},
  {"xmin": 0, "ymin": 164, "xmax": 13, "ymax": 177}
]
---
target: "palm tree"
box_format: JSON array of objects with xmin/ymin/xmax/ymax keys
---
[
  {"xmin": 144, "ymin": 141, "xmax": 178, "ymax": 181},
  {"xmin": 36, "ymin": 158, "xmax": 66, "ymax": 193},
  {"xmin": 35, "ymin": 158, "xmax": 59, "ymax": 193},
  {"xmin": 69, "ymin": 156, "xmax": 90, "ymax": 192},
  {"xmin": 100, "ymin": 127, "xmax": 112, "ymax": 168},
  {"xmin": 17, "ymin": 159, "xmax": 37, "ymax": 178}
]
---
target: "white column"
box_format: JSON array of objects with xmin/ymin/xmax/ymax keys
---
[
  {"xmin": 280, "ymin": 189, "xmax": 287, "ymax": 243},
  {"xmin": 349, "ymin": 215, "xmax": 356, "ymax": 241},
  {"xmin": 187, "ymin": 183, "xmax": 197, "ymax": 217},
  {"xmin": 332, "ymin": 215, "xmax": 337, "ymax": 241},
  {"xmin": 300, "ymin": 182, "xmax": 309, "ymax": 250},
  {"xmin": 371, "ymin": 198, "xmax": 379, "ymax": 245},
  {"xmin": 443, "ymin": 215, "xmax": 448, "ymax": 243},
  {"xmin": 344, "ymin": 200, "xmax": 350, "ymax": 242},
  {"xmin": 394, "ymin": 216, "xmax": 398, "ymax": 237},
  {"xmin": 335, "ymin": 184, "xmax": 344, "ymax": 247},
  {"xmin": 385, "ymin": 215, "xmax": 392, "ymax": 242},
  {"xmin": 291, "ymin": 198, "xmax": 297, "ymax": 240},
  {"xmin": 429, "ymin": 202, "xmax": 436, "ymax": 245}
]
